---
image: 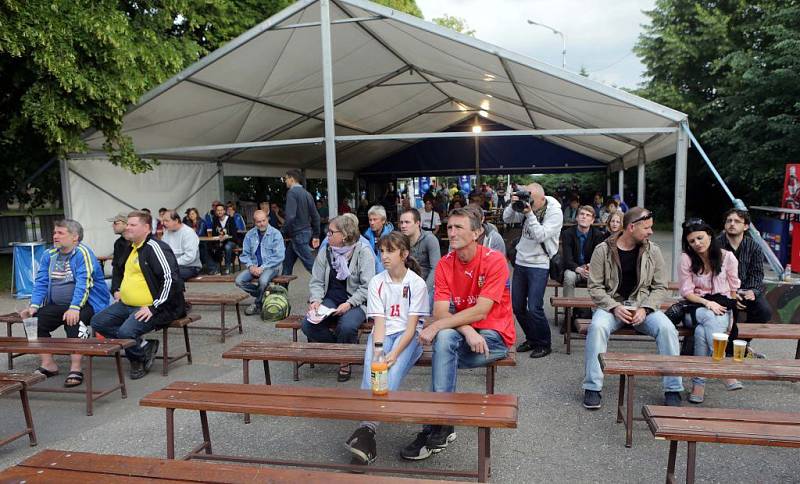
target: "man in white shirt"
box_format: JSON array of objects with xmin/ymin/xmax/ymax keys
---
[
  {"xmin": 419, "ymin": 199, "xmax": 441, "ymax": 235},
  {"xmin": 160, "ymin": 210, "xmax": 201, "ymax": 281}
]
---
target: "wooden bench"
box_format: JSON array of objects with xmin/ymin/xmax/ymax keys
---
[
  {"xmin": 186, "ymin": 273, "xmax": 297, "ymax": 288},
  {"xmin": 736, "ymin": 323, "xmax": 800, "ymax": 359},
  {"xmin": 643, "ymin": 405, "xmax": 800, "ymax": 484},
  {"xmin": 0, "ymin": 372, "xmax": 44, "ymax": 448},
  {"xmin": 600, "ymin": 352, "xmax": 800, "ymax": 448},
  {"xmin": 551, "ymin": 297, "xmax": 677, "ymax": 354},
  {"xmin": 0, "ymin": 312, "xmax": 23, "ymax": 369},
  {"xmin": 155, "ymin": 314, "xmax": 201, "ymax": 376},
  {"xmin": 140, "ymin": 381, "xmax": 518, "ymax": 482},
  {"xmin": 223, "ymin": 341, "xmax": 517, "ymax": 423},
  {"xmin": 184, "ymin": 293, "xmax": 248, "ymax": 342},
  {"xmin": 575, "ymin": 318, "xmax": 692, "ymax": 339},
  {"xmin": 275, "ymin": 315, "xmax": 374, "ymax": 379},
  {"xmin": 0, "ymin": 337, "xmax": 135, "ymax": 416},
  {"xmin": 0, "ymin": 449, "xmax": 462, "ymax": 483}
]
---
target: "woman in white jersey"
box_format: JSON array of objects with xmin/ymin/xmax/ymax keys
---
[{"xmin": 344, "ymin": 232, "xmax": 429, "ymax": 465}]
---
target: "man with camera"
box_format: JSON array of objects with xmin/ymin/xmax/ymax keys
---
[{"xmin": 503, "ymin": 183, "xmax": 563, "ymax": 358}]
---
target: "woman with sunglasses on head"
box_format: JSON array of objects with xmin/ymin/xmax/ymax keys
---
[{"xmin": 679, "ymin": 219, "xmax": 741, "ymax": 403}]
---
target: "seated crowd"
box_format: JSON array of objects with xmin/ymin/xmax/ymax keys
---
[{"xmin": 15, "ymin": 173, "xmax": 773, "ymax": 468}]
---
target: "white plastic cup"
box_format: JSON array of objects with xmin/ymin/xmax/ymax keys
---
[{"xmin": 22, "ymin": 317, "xmax": 38, "ymax": 341}]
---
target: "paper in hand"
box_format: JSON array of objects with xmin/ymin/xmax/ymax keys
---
[{"xmin": 305, "ymin": 305, "xmax": 336, "ymax": 324}]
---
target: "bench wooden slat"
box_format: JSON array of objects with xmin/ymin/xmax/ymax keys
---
[
  {"xmin": 643, "ymin": 405, "xmax": 800, "ymax": 425},
  {"xmin": 736, "ymin": 323, "xmax": 800, "ymax": 339},
  {"xmin": 600, "ymin": 352, "xmax": 800, "ymax": 380},
  {"xmin": 551, "ymin": 296, "xmax": 676, "ymax": 310},
  {"xmin": 9, "ymin": 449, "xmax": 459, "ymax": 483},
  {"xmin": 186, "ymin": 275, "xmax": 236, "ymax": 283},
  {"xmin": 0, "ymin": 337, "xmax": 136, "ymax": 355},
  {"xmin": 140, "ymin": 382, "xmax": 517, "ymax": 428},
  {"xmin": 170, "ymin": 314, "xmax": 202, "ymax": 327},
  {"xmin": 0, "ymin": 371, "xmax": 46, "ymax": 387},
  {"xmin": 222, "ymin": 341, "xmax": 516, "ymax": 366},
  {"xmin": 0, "ymin": 312, "xmax": 21, "ymax": 324},
  {"xmin": 575, "ymin": 319, "xmax": 692, "ymax": 337},
  {"xmin": 185, "ymin": 293, "xmax": 248, "ymax": 304},
  {"xmin": 0, "ymin": 380, "xmax": 22, "ymax": 396}
]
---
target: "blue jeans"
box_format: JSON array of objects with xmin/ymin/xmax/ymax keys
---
[
  {"xmin": 301, "ymin": 304, "xmax": 367, "ymax": 344},
  {"xmin": 282, "ymin": 229, "xmax": 315, "ymax": 275},
  {"xmin": 683, "ymin": 308, "xmax": 731, "ymax": 386},
  {"xmin": 360, "ymin": 332, "xmax": 423, "ymax": 391},
  {"xmin": 583, "ymin": 308, "xmax": 684, "ymax": 392},
  {"xmin": 235, "ymin": 265, "xmax": 281, "ymax": 305},
  {"xmin": 511, "ymin": 264, "xmax": 551, "ymax": 348},
  {"xmin": 90, "ymin": 302, "xmax": 157, "ymax": 362},
  {"xmin": 178, "ymin": 266, "xmax": 200, "ymax": 281},
  {"xmin": 431, "ymin": 328, "xmax": 509, "ymax": 393}
]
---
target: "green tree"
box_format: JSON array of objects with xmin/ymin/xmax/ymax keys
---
[
  {"xmin": 0, "ymin": 0, "xmax": 421, "ymax": 209},
  {"xmin": 432, "ymin": 14, "xmax": 476, "ymax": 36}
]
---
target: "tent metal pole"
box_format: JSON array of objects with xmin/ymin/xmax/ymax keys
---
[
  {"xmin": 217, "ymin": 162, "xmax": 225, "ymax": 202},
  {"xmin": 59, "ymin": 159, "xmax": 73, "ymax": 219},
  {"xmin": 672, "ymin": 122, "xmax": 689, "ymax": 280},
  {"xmin": 320, "ymin": 0, "xmax": 338, "ymax": 218},
  {"xmin": 617, "ymin": 169, "xmax": 624, "ymax": 202},
  {"xmin": 637, "ymin": 148, "xmax": 646, "ymax": 206},
  {"xmin": 606, "ymin": 167, "xmax": 611, "ymax": 197}
]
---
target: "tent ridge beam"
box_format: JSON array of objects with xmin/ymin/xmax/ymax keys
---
[
  {"xmin": 336, "ymin": 127, "xmax": 676, "ymax": 142},
  {"xmin": 273, "ymin": 16, "xmax": 381, "ymax": 30}
]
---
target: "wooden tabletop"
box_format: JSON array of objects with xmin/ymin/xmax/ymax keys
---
[
  {"xmin": 198, "ymin": 235, "xmax": 231, "ymax": 242},
  {"xmin": 184, "ymin": 293, "xmax": 248, "ymax": 304},
  {"xmin": 0, "ymin": 337, "xmax": 135, "ymax": 356},
  {"xmin": 0, "ymin": 449, "xmax": 460, "ymax": 483},
  {"xmin": 600, "ymin": 352, "xmax": 800, "ymax": 381},
  {"xmin": 141, "ymin": 381, "xmax": 518, "ymax": 428}
]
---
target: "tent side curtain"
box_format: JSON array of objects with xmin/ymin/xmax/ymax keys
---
[
  {"xmin": 359, "ymin": 120, "xmax": 608, "ymax": 177},
  {"xmin": 67, "ymin": 158, "xmax": 221, "ymax": 261}
]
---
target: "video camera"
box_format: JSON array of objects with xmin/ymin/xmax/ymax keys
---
[{"xmin": 511, "ymin": 190, "xmax": 531, "ymax": 213}]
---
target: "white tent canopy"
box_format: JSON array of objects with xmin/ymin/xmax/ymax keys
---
[{"xmin": 68, "ymin": 0, "xmax": 690, "ymax": 276}]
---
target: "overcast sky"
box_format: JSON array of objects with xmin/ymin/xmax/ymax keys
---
[{"xmin": 416, "ymin": 0, "xmax": 656, "ymax": 89}]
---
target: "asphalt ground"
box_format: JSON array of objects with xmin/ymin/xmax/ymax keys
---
[{"xmin": 1, "ymin": 232, "xmax": 798, "ymax": 482}]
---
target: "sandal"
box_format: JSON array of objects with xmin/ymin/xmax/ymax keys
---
[
  {"xmin": 337, "ymin": 364, "xmax": 352, "ymax": 382},
  {"xmin": 724, "ymin": 379, "xmax": 743, "ymax": 391},
  {"xmin": 33, "ymin": 366, "xmax": 59, "ymax": 379},
  {"xmin": 64, "ymin": 371, "xmax": 84, "ymax": 388},
  {"xmin": 688, "ymin": 385, "xmax": 705, "ymax": 404}
]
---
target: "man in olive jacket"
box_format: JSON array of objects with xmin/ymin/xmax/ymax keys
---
[{"xmin": 582, "ymin": 207, "xmax": 683, "ymax": 410}]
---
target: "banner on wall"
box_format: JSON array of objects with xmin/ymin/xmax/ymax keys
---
[{"xmin": 782, "ymin": 164, "xmax": 800, "ymax": 209}]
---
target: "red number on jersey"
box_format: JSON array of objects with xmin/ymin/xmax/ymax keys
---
[{"xmin": 389, "ymin": 304, "xmax": 400, "ymax": 317}]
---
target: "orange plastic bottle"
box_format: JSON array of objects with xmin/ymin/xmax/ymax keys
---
[{"xmin": 371, "ymin": 342, "xmax": 389, "ymax": 396}]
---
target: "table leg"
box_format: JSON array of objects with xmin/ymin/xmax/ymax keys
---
[
  {"xmin": 6, "ymin": 322, "xmax": 12, "ymax": 370},
  {"xmin": 162, "ymin": 327, "xmax": 170, "ymax": 376},
  {"xmin": 115, "ymin": 352, "xmax": 127, "ymax": 399},
  {"xmin": 565, "ymin": 307, "xmax": 572, "ymax": 355},
  {"xmin": 166, "ymin": 408, "xmax": 175, "ymax": 459},
  {"xmin": 263, "ymin": 360, "xmax": 271, "ymax": 385},
  {"xmin": 242, "ymin": 360, "xmax": 251, "ymax": 424},
  {"xmin": 666, "ymin": 440, "xmax": 677, "ymax": 484},
  {"xmin": 686, "ymin": 441, "xmax": 697, "ymax": 484},
  {"xmin": 183, "ymin": 325, "xmax": 193, "ymax": 364},
  {"xmin": 219, "ymin": 304, "xmax": 226, "ymax": 343},
  {"xmin": 86, "ymin": 356, "xmax": 94, "ymax": 416},
  {"xmin": 616, "ymin": 374, "xmax": 626, "ymax": 423},
  {"xmin": 625, "ymin": 375, "xmax": 635, "ymax": 447},
  {"xmin": 478, "ymin": 427, "xmax": 489, "ymax": 482},
  {"xmin": 200, "ymin": 410, "xmax": 212, "ymax": 454},
  {"xmin": 235, "ymin": 302, "xmax": 243, "ymax": 334},
  {"xmin": 19, "ymin": 387, "xmax": 36, "ymax": 446},
  {"xmin": 292, "ymin": 329, "xmax": 300, "ymax": 381},
  {"xmin": 486, "ymin": 365, "xmax": 495, "ymax": 394},
  {"xmin": 795, "ymin": 340, "xmax": 799, "ymax": 360}
]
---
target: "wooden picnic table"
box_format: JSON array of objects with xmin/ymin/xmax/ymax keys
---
[
  {"xmin": 140, "ymin": 381, "xmax": 517, "ymax": 482},
  {"xmin": 0, "ymin": 372, "xmax": 44, "ymax": 448},
  {"xmin": 0, "ymin": 337, "xmax": 135, "ymax": 416},
  {"xmin": 599, "ymin": 352, "xmax": 800, "ymax": 447},
  {"xmin": 198, "ymin": 235, "xmax": 232, "ymax": 242},
  {"xmin": 0, "ymin": 449, "xmax": 461, "ymax": 483}
]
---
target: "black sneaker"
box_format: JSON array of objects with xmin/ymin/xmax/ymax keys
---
[
  {"xmin": 427, "ymin": 425, "xmax": 456, "ymax": 450},
  {"xmin": 664, "ymin": 391, "xmax": 682, "ymax": 407},
  {"xmin": 400, "ymin": 428, "xmax": 433, "ymax": 461},
  {"xmin": 129, "ymin": 360, "xmax": 146, "ymax": 380},
  {"xmin": 530, "ymin": 346, "xmax": 552, "ymax": 358},
  {"xmin": 516, "ymin": 341, "xmax": 534, "ymax": 352},
  {"xmin": 345, "ymin": 426, "xmax": 377, "ymax": 465},
  {"xmin": 143, "ymin": 339, "xmax": 160, "ymax": 373},
  {"xmin": 583, "ymin": 390, "xmax": 602, "ymax": 409}
]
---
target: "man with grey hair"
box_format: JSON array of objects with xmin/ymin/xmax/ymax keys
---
[
  {"xmin": 503, "ymin": 182, "xmax": 563, "ymax": 358},
  {"xmin": 236, "ymin": 209, "xmax": 286, "ymax": 315},
  {"xmin": 19, "ymin": 219, "xmax": 110, "ymax": 388},
  {"xmin": 160, "ymin": 209, "xmax": 201, "ymax": 281},
  {"xmin": 363, "ymin": 205, "xmax": 394, "ymax": 273}
]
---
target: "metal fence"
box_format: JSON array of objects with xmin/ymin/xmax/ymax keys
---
[{"xmin": 0, "ymin": 214, "xmax": 63, "ymax": 252}]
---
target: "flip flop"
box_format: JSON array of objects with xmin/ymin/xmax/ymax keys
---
[
  {"xmin": 64, "ymin": 371, "xmax": 84, "ymax": 388},
  {"xmin": 33, "ymin": 367, "xmax": 59, "ymax": 378},
  {"xmin": 337, "ymin": 365, "xmax": 352, "ymax": 382}
]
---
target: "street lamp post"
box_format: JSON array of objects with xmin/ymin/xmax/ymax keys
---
[{"xmin": 527, "ymin": 19, "xmax": 566, "ymax": 69}]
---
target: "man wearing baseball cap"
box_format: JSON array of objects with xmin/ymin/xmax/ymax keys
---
[{"xmin": 107, "ymin": 213, "xmax": 130, "ymax": 300}]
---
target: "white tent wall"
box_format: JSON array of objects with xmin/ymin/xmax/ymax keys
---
[{"xmin": 66, "ymin": 158, "xmax": 221, "ymax": 260}]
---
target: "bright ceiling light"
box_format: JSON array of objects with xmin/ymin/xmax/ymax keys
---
[
  {"xmin": 479, "ymin": 110, "xmax": 489, "ymax": 118},
  {"xmin": 480, "ymin": 99, "xmax": 490, "ymax": 110},
  {"xmin": 472, "ymin": 125, "xmax": 482, "ymax": 133}
]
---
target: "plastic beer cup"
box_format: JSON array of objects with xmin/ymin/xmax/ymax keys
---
[
  {"xmin": 733, "ymin": 340, "xmax": 747, "ymax": 362},
  {"xmin": 712, "ymin": 333, "xmax": 728, "ymax": 361},
  {"xmin": 23, "ymin": 317, "xmax": 38, "ymax": 341}
]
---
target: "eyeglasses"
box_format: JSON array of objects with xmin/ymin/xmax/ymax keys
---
[
  {"xmin": 327, "ymin": 230, "xmax": 342, "ymax": 236},
  {"xmin": 631, "ymin": 212, "xmax": 654, "ymax": 224}
]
